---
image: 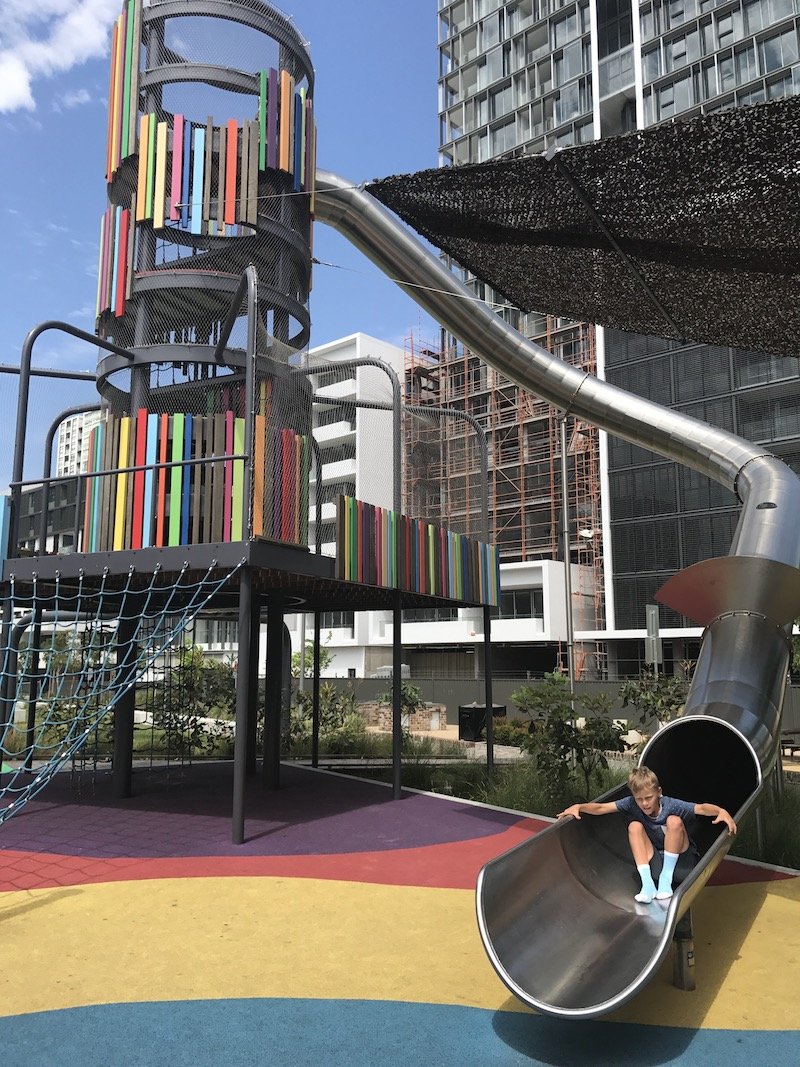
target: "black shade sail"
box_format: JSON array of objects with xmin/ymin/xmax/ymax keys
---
[{"xmin": 367, "ymin": 97, "xmax": 800, "ymax": 357}]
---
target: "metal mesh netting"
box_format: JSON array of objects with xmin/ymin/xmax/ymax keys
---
[
  {"xmin": 0, "ymin": 561, "xmax": 243, "ymax": 824},
  {"xmin": 367, "ymin": 96, "xmax": 800, "ymax": 358}
]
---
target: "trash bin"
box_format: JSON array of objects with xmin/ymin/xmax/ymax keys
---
[{"xmin": 458, "ymin": 703, "xmax": 506, "ymax": 741}]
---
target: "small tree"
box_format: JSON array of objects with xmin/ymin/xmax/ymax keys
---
[
  {"xmin": 511, "ymin": 673, "xmax": 625, "ymax": 803},
  {"xmin": 511, "ymin": 672, "xmax": 576, "ymax": 803},
  {"xmin": 378, "ymin": 680, "xmax": 425, "ymax": 716},
  {"xmin": 620, "ymin": 668, "xmax": 690, "ymax": 734},
  {"xmin": 291, "ymin": 631, "xmax": 334, "ymax": 678}
]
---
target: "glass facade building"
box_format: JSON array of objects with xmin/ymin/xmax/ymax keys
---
[{"xmin": 438, "ymin": 0, "xmax": 800, "ymax": 672}]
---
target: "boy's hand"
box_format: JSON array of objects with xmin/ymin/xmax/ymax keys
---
[
  {"xmin": 557, "ymin": 804, "xmax": 581, "ymax": 820},
  {"xmin": 713, "ymin": 809, "xmax": 737, "ymax": 835}
]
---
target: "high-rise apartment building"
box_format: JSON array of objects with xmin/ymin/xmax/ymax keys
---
[
  {"xmin": 56, "ymin": 410, "xmax": 104, "ymax": 478},
  {"xmin": 437, "ymin": 0, "xmax": 800, "ymax": 676}
]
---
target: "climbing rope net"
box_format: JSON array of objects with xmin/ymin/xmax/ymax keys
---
[{"xmin": 0, "ymin": 559, "xmax": 243, "ymax": 826}]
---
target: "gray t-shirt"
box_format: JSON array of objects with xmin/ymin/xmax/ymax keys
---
[{"xmin": 615, "ymin": 794, "xmax": 698, "ymax": 853}]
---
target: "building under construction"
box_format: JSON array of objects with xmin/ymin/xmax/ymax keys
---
[{"xmin": 403, "ymin": 316, "xmax": 604, "ymax": 677}]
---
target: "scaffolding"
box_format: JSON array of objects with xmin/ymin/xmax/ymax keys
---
[{"xmin": 403, "ymin": 318, "xmax": 605, "ymax": 675}]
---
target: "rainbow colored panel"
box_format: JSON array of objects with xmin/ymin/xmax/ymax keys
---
[
  {"xmin": 335, "ymin": 497, "xmax": 500, "ymax": 607},
  {"xmin": 79, "ymin": 410, "xmax": 310, "ymax": 551}
]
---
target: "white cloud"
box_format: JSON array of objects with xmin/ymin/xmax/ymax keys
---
[
  {"xmin": 52, "ymin": 87, "xmax": 93, "ymax": 112},
  {"xmin": 0, "ymin": 0, "xmax": 120, "ymax": 114}
]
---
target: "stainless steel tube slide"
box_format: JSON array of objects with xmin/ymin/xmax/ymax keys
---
[{"xmin": 314, "ymin": 170, "xmax": 800, "ymax": 1017}]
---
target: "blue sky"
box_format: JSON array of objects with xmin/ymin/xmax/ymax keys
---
[{"xmin": 0, "ymin": 0, "xmax": 440, "ymax": 484}]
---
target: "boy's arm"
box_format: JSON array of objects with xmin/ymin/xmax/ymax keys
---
[
  {"xmin": 557, "ymin": 801, "xmax": 618, "ymax": 820},
  {"xmin": 694, "ymin": 803, "xmax": 737, "ymax": 835}
]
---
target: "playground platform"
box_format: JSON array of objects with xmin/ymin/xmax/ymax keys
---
[{"xmin": 0, "ymin": 761, "xmax": 798, "ymax": 1066}]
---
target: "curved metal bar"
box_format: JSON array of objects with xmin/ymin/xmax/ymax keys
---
[
  {"xmin": 39, "ymin": 404, "xmax": 103, "ymax": 553},
  {"xmin": 297, "ymin": 355, "xmax": 403, "ymax": 512},
  {"xmin": 314, "ymin": 169, "xmax": 800, "ymax": 1018},
  {"xmin": 9, "ymin": 322, "xmax": 132, "ymax": 559}
]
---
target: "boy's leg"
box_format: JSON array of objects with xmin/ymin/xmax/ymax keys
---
[
  {"xmin": 656, "ymin": 817, "xmax": 690, "ymax": 899},
  {"xmin": 628, "ymin": 823, "xmax": 657, "ymax": 902}
]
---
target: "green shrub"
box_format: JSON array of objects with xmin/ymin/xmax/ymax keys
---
[
  {"xmin": 491, "ymin": 718, "xmax": 533, "ymax": 747},
  {"xmin": 511, "ymin": 672, "xmax": 625, "ymax": 803}
]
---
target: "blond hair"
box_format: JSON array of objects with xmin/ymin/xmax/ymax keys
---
[{"xmin": 628, "ymin": 766, "xmax": 660, "ymax": 795}]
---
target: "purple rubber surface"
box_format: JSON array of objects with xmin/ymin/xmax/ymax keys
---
[{"xmin": 0, "ymin": 761, "xmax": 520, "ymax": 858}]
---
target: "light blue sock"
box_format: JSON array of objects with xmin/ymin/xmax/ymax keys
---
[
  {"xmin": 656, "ymin": 851, "xmax": 679, "ymax": 898},
  {"xmin": 635, "ymin": 863, "xmax": 657, "ymax": 902}
]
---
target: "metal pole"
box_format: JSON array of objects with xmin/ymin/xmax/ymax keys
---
[
  {"xmin": 263, "ymin": 596, "xmax": 283, "ymax": 790},
  {"xmin": 233, "ymin": 568, "xmax": 252, "ymax": 843},
  {"xmin": 484, "ymin": 604, "xmax": 494, "ymax": 773},
  {"xmin": 560, "ymin": 415, "xmax": 575, "ymax": 694},
  {"xmin": 10, "ymin": 321, "xmax": 131, "ymax": 558},
  {"xmin": 392, "ymin": 589, "xmax": 403, "ymax": 799},
  {"xmin": 298, "ymin": 613, "xmax": 307, "ymax": 693},
  {"xmin": 243, "ymin": 265, "xmax": 258, "ymax": 539},
  {"xmin": 112, "ymin": 612, "xmax": 137, "ymax": 800},
  {"xmin": 246, "ymin": 590, "xmax": 261, "ymax": 776},
  {"xmin": 311, "ymin": 612, "xmax": 321, "ymax": 768},
  {"xmin": 23, "ymin": 612, "xmax": 43, "ymax": 771}
]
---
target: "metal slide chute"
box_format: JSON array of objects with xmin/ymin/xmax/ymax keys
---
[{"xmin": 314, "ymin": 170, "xmax": 800, "ymax": 1016}]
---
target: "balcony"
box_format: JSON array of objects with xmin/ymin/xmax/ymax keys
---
[
  {"xmin": 313, "ymin": 420, "xmax": 354, "ymax": 448},
  {"xmin": 317, "ymin": 457, "xmax": 357, "ymax": 484}
]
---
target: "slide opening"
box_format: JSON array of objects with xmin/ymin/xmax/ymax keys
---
[{"xmin": 643, "ymin": 718, "xmax": 758, "ymax": 853}]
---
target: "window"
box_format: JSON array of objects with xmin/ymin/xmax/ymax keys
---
[
  {"xmin": 658, "ymin": 73, "xmax": 692, "ymax": 117},
  {"xmin": 552, "ymin": 12, "xmax": 578, "ymax": 49},
  {"xmin": 718, "ymin": 50, "xmax": 736, "ymax": 93},
  {"xmin": 403, "ymin": 606, "xmax": 459, "ymax": 623},
  {"xmin": 489, "ymin": 80, "xmax": 513, "ymax": 118},
  {"xmin": 759, "ymin": 27, "xmax": 799, "ymax": 74},
  {"xmin": 735, "ymin": 42, "xmax": 758, "ymax": 85},
  {"xmin": 320, "ymin": 610, "xmax": 354, "ymax": 631},
  {"xmin": 490, "ymin": 117, "xmax": 516, "ymax": 153},
  {"xmin": 643, "ymin": 46, "xmax": 662, "ymax": 81},
  {"xmin": 554, "ymin": 39, "xmax": 584, "ymax": 85},
  {"xmin": 482, "ymin": 11, "xmax": 502, "ymax": 48},
  {"xmin": 497, "ymin": 589, "xmax": 544, "ymax": 619}
]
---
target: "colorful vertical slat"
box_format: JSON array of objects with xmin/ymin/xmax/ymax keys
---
[
  {"xmin": 170, "ymin": 113, "xmax": 184, "ymax": 221},
  {"xmin": 153, "ymin": 121, "xmax": 168, "ymax": 229},
  {"xmin": 131, "ymin": 407, "xmax": 147, "ymax": 549},
  {"xmin": 190, "ymin": 125, "xmax": 205, "ymax": 234},
  {"xmin": 169, "ymin": 412, "xmax": 185, "ymax": 546},
  {"xmin": 231, "ymin": 417, "xmax": 245, "ymax": 540},
  {"xmin": 267, "ymin": 68, "xmax": 279, "ymax": 169},
  {"xmin": 181, "ymin": 118, "xmax": 191, "ymax": 228},
  {"xmin": 142, "ymin": 412, "xmax": 158, "ymax": 548},
  {"xmin": 334, "ymin": 497, "xmax": 500, "ymax": 606},
  {"xmin": 113, "ymin": 417, "xmax": 130, "ymax": 551},
  {"xmin": 224, "ymin": 120, "xmax": 238, "ymax": 225}
]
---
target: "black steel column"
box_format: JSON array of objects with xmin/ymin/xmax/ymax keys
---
[
  {"xmin": 483, "ymin": 604, "xmax": 494, "ymax": 773},
  {"xmin": 112, "ymin": 613, "xmax": 137, "ymax": 799},
  {"xmin": 23, "ymin": 611, "xmax": 43, "ymax": 771},
  {"xmin": 246, "ymin": 590, "xmax": 261, "ymax": 776},
  {"xmin": 263, "ymin": 595, "xmax": 284, "ymax": 790},
  {"xmin": 233, "ymin": 568, "xmax": 253, "ymax": 844},
  {"xmin": 311, "ymin": 611, "xmax": 321, "ymax": 768},
  {"xmin": 392, "ymin": 590, "xmax": 402, "ymax": 799}
]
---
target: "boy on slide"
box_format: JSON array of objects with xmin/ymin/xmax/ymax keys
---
[{"xmin": 557, "ymin": 765, "xmax": 737, "ymax": 903}]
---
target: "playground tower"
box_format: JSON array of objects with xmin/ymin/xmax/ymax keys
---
[{"xmin": 89, "ymin": 0, "xmax": 316, "ymax": 553}]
